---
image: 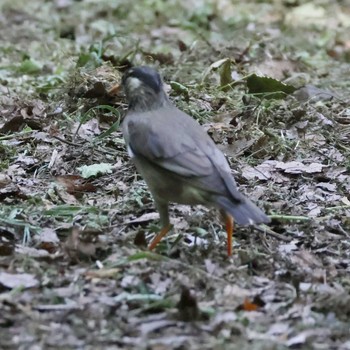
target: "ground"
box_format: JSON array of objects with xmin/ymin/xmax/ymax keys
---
[{"xmin": 1, "ymin": 0, "xmax": 350, "ymax": 349}]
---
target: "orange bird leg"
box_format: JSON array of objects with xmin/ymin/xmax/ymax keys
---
[
  {"xmin": 148, "ymin": 224, "xmax": 173, "ymax": 251},
  {"xmin": 224, "ymin": 214, "xmax": 234, "ymax": 257}
]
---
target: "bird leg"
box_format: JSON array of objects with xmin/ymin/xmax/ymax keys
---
[
  {"xmin": 220, "ymin": 210, "xmax": 234, "ymax": 256},
  {"xmin": 226, "ymin": 215, "xmax": 234, "ymax": 257},
  {"xmin": 148, "ymin": 201, "xmax": 172, "ymax": 250},
  {"xmin": 148, "ymin": 223, "xmax": 173, "ymax": 250}
]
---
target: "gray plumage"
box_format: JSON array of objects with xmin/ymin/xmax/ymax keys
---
[{"xmin": 122, "ymin": 66, "xmax": 270, "ymax": 234}]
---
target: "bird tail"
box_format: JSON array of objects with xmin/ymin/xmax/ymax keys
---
[{"xmin": 214, "ymin": 195, "xmax": 270, "ymax": 226}]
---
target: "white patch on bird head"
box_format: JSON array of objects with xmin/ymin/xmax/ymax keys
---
[
  {"xmin": 126, "ymin": 77, "xmax": 142, "ymax": 92},
  {"xmin": 127, "ymin": 144, "xmax": 135, "ymax": 158}
]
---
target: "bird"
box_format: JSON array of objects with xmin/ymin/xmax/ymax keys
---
[{"xmin": 121, "ymin": 66, "xmax": 270, "ymax": 256}]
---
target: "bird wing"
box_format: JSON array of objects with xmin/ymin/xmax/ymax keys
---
[{"xmin": 123, "ymin": 106, "xmax": 242, "ymax": 199}]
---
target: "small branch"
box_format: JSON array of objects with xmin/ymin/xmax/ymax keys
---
[
  {"xmin": 0, "ymin": 130, "xmax": 33, "ymax": 141},
  {"xmin": 268, "ymin": 214, "xmax": 311, "ymax": 221},
  {"xmin": 52, "ymin": 135, "xmax": 83, "ymax": 147},
  {"xmin": 254, "ymin": 224, "xmax": 291, "ymax": 242},
  {"xmin": 324, "ymin": 205, "xmax": 350, "ymax": 211}
]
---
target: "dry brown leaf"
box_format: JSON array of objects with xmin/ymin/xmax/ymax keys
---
[
  {"xmin": 0, "ymin": 115, "xmax": 25, "ymax": 133},
  {"xmin": 54, "ymin": 184, "xmax": 79, "ymax": 205},
  {"xmin": 56, "ymin": 175, "xmax": 96, "ymax": 194},
  {"xmin": 242, "ymin": 298, "xmax": 259, "ymax": 312}
]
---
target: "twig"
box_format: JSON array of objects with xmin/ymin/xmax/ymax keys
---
[
  {"xmin": 324, "ymin": 205, "xmax": 350, "ymax": 211},
  {"xmin": 254, "ymin": 224, "xmax": 291, "ymax": 242},
  {"xmin": 268, "ymin": 214, "xmax": 311, "ymax": 221},
  {"xmin": 0, "ymin": 130, "xmax": 33, "ymax": 140},
  {"xmin": 52, "ymin": 135, "xmax": 83, "ymax": 147}
]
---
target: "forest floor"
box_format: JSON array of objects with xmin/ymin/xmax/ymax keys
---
[{"xmin": 1, "ymin": 0, "xmax": 350, "ymax": 349}]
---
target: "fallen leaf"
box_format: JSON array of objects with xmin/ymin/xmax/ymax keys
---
[
  {"xmin": 15, "ymin": 246, "xmax": 52, "ymax": 258},
  {"xmin": 0, "ymin": 272, "xmax": 39, "ymax": 289},
  {"xmin": 85, "ymin": 268, "xmax": 120, "ymax": 279},
  {"xmin": 285, "ymin": 329, "xmax": 331, "ymax": 347},
  {"xmin": 63, "ymin": 227, "xmax": 101, "ymax": 261},
  {"xmin": 241, "ymin": 161, "xmax": 289, "ymax": 183},
  {"xmin": 241, "ymin": 164, "xmax": 272, "ymax": 181},
  {"xmin": 0, "ymin": 174, "xmax": 11, "ymax": 188},
  {"xmin": 278, "ymin": 241, "xmax": 299, "ymax": 254},
  {"xmin": 294, "ymin": 85, "xmax": 337, "ymax": 102},
  {"xmin": 78, "ymin": 163, "xmax": 113, "ymax": 178},
  {"xmin": 247, "ymin": 74, "xmax": 296, "ymax": 99},
  {"xmin": 34, "ymin": 228, "xmax": 60, "ymax": 253},
  {"xmin": 170, "ymin": 81, "xmax": 189, "ymax": 99},
  {"xmin": 37, "ymin": 228, "xmax": 59, "ymax": 243},
  {"xmin": 202, "ymin": 58, "xmax": 233, "ymax": 86},
  {"xmin": 83, "ymin": 82, "xmax": 108, "ymax": 98},
  {"xmin": 275, "ymin": 161, "xmax": 324, "ymax": 174},
  {"xmin": 0, "ymin": 115, "xmax": 25, "ymax": 133},
  {"xmin": 0, "ymin": 181, "xmax": 23, "ymax": 201},
  {"xmin": 242, "ymin": 298, "xmax": 259, "ymax": 312},
  {"xmin": 267, "ymin": 322, "xmax": 290, "ymax": 336},
  {"xmin": 126, "ymin": 212, "xmax": 160, "ymax": 224},
  {"xmin": 15, "ymin": 154, "xmax": 38, "ymax": 166},
  {"xmin": 53, "ymin": 183, "xmax": 79, "ymax": 205},
  {"xmin": 252, "ymin": 58, "xmax": 296, "ymax": 81},
  {"xmin": 223, "ymin": 285, "xmax": 250, "ymax": 298},
  {"xmin": 17, "ymin": 58, "xmax": 42, "ymax": 74},
  {"xmin": 219, "ymin": 58, "xmax": 232, "ymax": 90},
  {"xmin": 316, "ymin": 182, "xmax": 337, "ymax": 192},
  {"xmin": 56, "ymin": 175, "xmax": 96, "ymax": 194},
  {"xmin": 73, "ymin": 118, "xmax": 101, "ymax": 140}
]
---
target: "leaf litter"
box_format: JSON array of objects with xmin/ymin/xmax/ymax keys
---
[{"xmin": 0, "ymin": 0, "xmax": 350, "ymax": 349}]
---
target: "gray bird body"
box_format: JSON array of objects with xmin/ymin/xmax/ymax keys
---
[{"xmin": 121, "ymin": 66, "xmax": 270, "ymax": 248}]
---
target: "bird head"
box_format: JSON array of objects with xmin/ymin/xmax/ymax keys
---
[{"xmin": 121, "ymin": 66, "xmax": 170, "ymax": 112}]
